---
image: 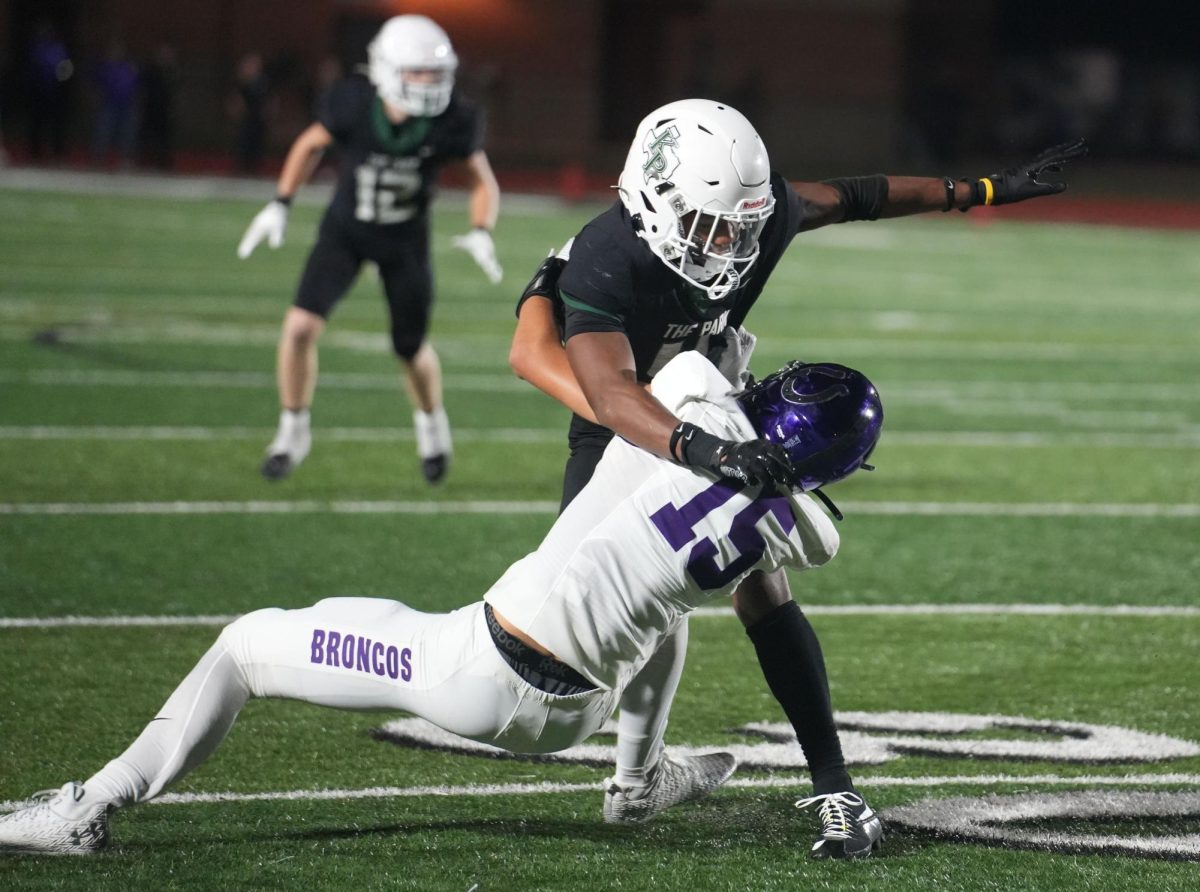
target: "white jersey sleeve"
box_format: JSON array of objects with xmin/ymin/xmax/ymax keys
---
[{"xmin": 484, "ymin": 352, "xmax": 839, "ymax": 693}]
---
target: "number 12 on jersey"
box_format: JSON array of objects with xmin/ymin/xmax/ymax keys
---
[
  {"xmin": 355, "ymin": 162, "xmax": 421, "ymax": 224},
  {"xmin": 650, "ymin": 480, "xmax": 795, "ymax": 590}
]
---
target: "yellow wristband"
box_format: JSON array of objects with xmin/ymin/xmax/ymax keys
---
[{"xmin": 979, "ymin": 178, "xmax": 995, "ymax": 206}]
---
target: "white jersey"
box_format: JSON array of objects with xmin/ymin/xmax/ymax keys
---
[{"xmin": 484, "ymin": 352, "xmax": 840, "ymax": 693}]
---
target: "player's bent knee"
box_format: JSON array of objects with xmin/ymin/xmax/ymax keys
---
[
  {"xmin": 217, "ymin": 608, "xmax": 287, "ymax": 664},
  {"xmin": 391, "ymin": 330, "xmax": 425, "ymax": 361},
  {"xmin": 283, "ymin": 308, "xmax": 325, "ymax": 344}
]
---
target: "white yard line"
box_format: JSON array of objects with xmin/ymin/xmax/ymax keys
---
[
  {"xmin": 2, "ymin": 424, "xmax": 1198, "ymax": 449},
  {"xmin": 0, "ymin": 369, "xmax": 533, "ymax": 393},
  {"xmin": 1, "ymin": 499, "xmax": 1196, "ymax": 517},
  {"xmin": 4, "ymin": 367, "xmax": 1200, "ymax": 402},
  {"xmin": 5, "ymin": 320, "xmax": 1200, "ymax": 362},
  {"xmin": 0, "ymin": 426, "xmax": 561, "ymax": 443},
  {"xmin": 3, "ymin": 603, "xmax": 1197, "ymax": 629},
  {"xmin": 3, "ymin": 772, "xmax": 1198, "ymax": 813}
]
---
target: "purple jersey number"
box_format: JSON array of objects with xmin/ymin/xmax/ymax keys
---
[{"xmin": 650, "ymin": 480, "xmax": 796, "ymax": 590}]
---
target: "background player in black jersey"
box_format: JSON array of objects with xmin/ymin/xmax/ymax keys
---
[
  {"xmin": 238, "ymin": 15, "xmax": 503, "ymax": 484},
  {"xmin": 509, "ymin": 98, "xmax": 1085, "ymax": 857}
]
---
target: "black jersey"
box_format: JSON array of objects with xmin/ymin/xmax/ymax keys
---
[
  {"xmin": 319, "ymin": 75, "xmax": 482, "ymax": 230},
  {"xmin": 558, "ymin": 173, "xmax": 806, "ymax": 383}
]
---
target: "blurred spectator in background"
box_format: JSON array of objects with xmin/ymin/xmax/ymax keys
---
[
  {"xmin": 27, "ymin": 20, "xmax": 74, "ymax": 161},
  {"xmin": 140, "ymin": 43, "xmax": 178, "ymax": 170},
  {"xmin": 311, "ymin": 55, "xmax": 342, "ymax": 118},
  {"xmin": 90, "ymin": 40, "xmax": 139, "ymax": 168},
  {"xmin": 230, "ymin": 52, "xmax": 269, "ymax": 174},
  {"xmin": 1117, "ymin": 61, "xmax": 1200, "ymax": 161}
]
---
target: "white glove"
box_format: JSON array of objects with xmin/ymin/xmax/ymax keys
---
[
  {"xmin": 713, "ymin": 325, "xmax": 758, "ymax": 389},
  {"xmin": 452, "ymin": 227, "xmax": 503, "ymax": 284},
  {"xmin": 237, "ymin": 199, "xmax": 289, "ymax": 259}
]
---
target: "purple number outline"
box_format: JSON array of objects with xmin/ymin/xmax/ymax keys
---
[{"xmin": 650, "ymin": 480, "xmax": 796, "ymax": 590}]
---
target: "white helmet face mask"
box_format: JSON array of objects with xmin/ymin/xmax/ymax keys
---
[
  {"xmin": 368, "ymin": 15, "xmax": 458, "ymax": 118},
  {"xmin": 618, "ymin": 99, "xmax": 774, "ymax": 300}
]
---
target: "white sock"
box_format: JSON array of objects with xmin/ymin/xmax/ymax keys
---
[
  {"xmin": 413, "ymin": 408, "xmax": 452, "ymax": 459},
  {"xmin": 81, "ymin": 641, "xmax": 250, "ymax": 811},
  {"xmin": 267, "ymin": 408, "xmax": 311, "ymax": 460}
]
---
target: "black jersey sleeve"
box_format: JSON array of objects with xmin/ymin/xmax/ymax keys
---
[
  {"xmin": 438, "ymin": 96, "xmax": 484, "ymax": 160},
  {"xmin": 318, "ymin": 77, "xmax": 371, "ymax": 143},
  {"xmin": 773, "ymin": 173, "xmax": 806, "ymax": 243},
  {"xmin": 558, "ymin": 216, "xmax": 639, "ymax": 340}
]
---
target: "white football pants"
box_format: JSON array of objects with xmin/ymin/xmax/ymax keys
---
[{"xmin": 83, "ymin": 597, "xmax": 685, "ymax": 808}]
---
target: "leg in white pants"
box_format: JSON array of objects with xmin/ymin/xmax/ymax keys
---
[
  {"xmin": 82, "ymin": 598, "xmax": 616, "ymax": 810},
  {"xmin": 614, "ymin": 619, "xmax": 688, "ymax": 788}
]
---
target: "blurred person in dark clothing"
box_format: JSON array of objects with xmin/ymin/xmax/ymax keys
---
[
  {"xmin": 27, "ymin": 21, "xmax": 73, "ymax": 160},
  {"xmin": 140, "ymin": 43, "xmax": 178, "ymax": 170},
  {"xmin": 230, "ymin": 53, "xmax": 268, "ymax": 174},
  {"xmin": 89, "ymin": 40, "xmax": 139, "ymax": 168}
]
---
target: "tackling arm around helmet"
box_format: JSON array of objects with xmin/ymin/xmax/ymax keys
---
[{"xmin": 671, "ymin": 423, "xmax": 794, "ymax": 489}]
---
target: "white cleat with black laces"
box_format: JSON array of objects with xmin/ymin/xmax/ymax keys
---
[
  {"xmin": 796, "ymin": 791, "xmax": 883, "ymax": 859},
  {"xmin": 0, "ymin": 782, "xmax": 110, "ymax": 856},
  {"xmin": 603, "ymin": 752, "xmax": 737, "ymax": 824}
]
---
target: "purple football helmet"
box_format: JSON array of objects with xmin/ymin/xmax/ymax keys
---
[{"xmin": 737, "ymin": 361, "xmax": 883, "ymax": 492}]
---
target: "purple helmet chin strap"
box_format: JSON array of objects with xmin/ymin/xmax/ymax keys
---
[{"xmin": 737, "ymin": 361, "xmax": 884, "ymax": 505}]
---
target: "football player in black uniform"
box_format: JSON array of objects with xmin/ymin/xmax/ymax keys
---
[
  {"xmin": 510, "ymin": 98, "xmax": 1085, "ymax": 858},
  {"xmin": 239, "ymin": 15, "xmax": 503, "ymax": 484}
]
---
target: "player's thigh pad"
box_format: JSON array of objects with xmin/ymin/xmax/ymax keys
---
[{"xmin": 294, "ymin": 218, "xmax": 363, "ymax": 318}]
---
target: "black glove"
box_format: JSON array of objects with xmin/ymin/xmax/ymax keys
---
[
  {"xmin": 672, "ymin": 422, "xmax": 794, "ymax": 489},
  {"xmin": 963, "ymin": 138, "xmax": 1088, "ymax": 209}
]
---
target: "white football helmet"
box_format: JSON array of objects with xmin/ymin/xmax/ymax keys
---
[
  {"xmin": 617, "ymin": 99, "xmax": 774, "ymax": 300},
  {"xmin": 367, "ymin": 15, "xmax": 458, "ymax": 117}
]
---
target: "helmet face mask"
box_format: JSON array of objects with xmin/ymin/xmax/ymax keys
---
[
  {"xmin": 368, "ymin": 16, "xmax": 458, "ymax": 117},
  {"xmin": 738, "ymin": 362, "xmax": 883, "ymax": 492},
  {"xmin": 618, "ymin": 99, "xmax": 775, "ymax": 300}
]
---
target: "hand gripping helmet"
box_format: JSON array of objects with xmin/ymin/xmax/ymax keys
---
[
  {"xmin": 617, "ymin": 99, "xmax": 775, "ymax": 301},
  {"xmin": 367, "ymin": 15, "xmax": 458, "ymax": 117},
  {"xmin": 738, "ymin": 362, "xmax": 883, "ymax": 492}
]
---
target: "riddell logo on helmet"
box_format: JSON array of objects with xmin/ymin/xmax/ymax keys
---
[{"xmin": 739, "ymin": 196, "xmax": 769, "ymax": 211}]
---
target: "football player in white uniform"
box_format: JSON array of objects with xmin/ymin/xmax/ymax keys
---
[
  {"xmin": 0, "ymin": 352, "xmax": 883, "ymax": 858},
  {"xmin": 238, "ymin": 15, "xmax": 503, "ymax": 484}
]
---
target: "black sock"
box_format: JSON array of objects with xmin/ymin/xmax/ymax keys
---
[{"xmin": 746, "ymin": 600, "xmax": 854, "ymax": 795}]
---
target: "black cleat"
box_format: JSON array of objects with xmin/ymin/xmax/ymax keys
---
[
  {"xmin": 796, "ymin": 791, "xmax": 884, "ymax": 859},
  {"xmin": 421, "ymin": 454, "xmax": 449, "ymax": 485},
  {"xmin": 261, "ymin": 453, "xmax": 294, "ymax": 481}
]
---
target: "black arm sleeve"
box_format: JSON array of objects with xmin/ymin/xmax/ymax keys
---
[{"xmin": 821, "ymin": 174, "xmax": 889, "ymax": 222}]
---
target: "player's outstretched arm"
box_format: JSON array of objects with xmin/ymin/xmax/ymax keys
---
[
  {"xmin": 451, "ymin": 150, "xmax": 503, "ymax": 283},
  {"xmin": 236, "ymin": 123, "xmax": 333, "ymax": 259},
  {"xmin": 793, "ymin": 138, "xmax": 1087, "ymax": 230}
]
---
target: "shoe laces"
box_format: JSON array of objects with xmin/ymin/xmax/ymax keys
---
[{"xmin": 795, "ymin": 791, "xmax": 865, "ymax": 841}]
